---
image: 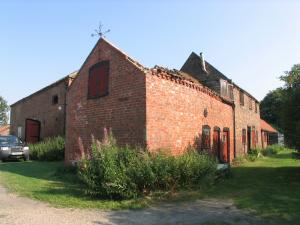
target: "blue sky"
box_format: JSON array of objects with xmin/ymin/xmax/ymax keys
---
[{"xmin": 1, "ymin": 0, "xmax": 300, "ymax": 105}]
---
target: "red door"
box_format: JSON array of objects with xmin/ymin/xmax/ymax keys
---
[
  {"xmin": 25, "ymin": 119, "xmax": 40, "ymax": 143},
  {"xmin": 213, "ymin": 130, "xmax": 221, "ymax": 162},
  {"xmin": 222, "ymin": 131, "xmax": 230, "ymax": 163}
]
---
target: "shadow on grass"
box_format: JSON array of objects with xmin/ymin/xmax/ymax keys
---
[
  {"xmin": 0, "ymin": 161, "xmax": 65, "ymax": 182},
  {"xmin": 204, "ymin": 166, "xmax": 300, "ymax": 224}
]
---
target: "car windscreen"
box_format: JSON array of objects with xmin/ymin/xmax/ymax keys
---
[{"xmin": 0, "ymin": 136, "xmax": 22, "ymax": 146}]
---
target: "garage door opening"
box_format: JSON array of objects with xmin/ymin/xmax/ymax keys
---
[{"xmin": 25, "ymin": 119, "xmax": 41, "ymax": 143}]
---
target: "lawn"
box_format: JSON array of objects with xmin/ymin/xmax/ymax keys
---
[
  {"xmin": 0, "ymin": 149, "xmax": 299, "ymax": 223},
  {"xmin": 204, "ymin": 149, "xmax": 300, "ymax": 223},
  {"xmin": 0, "ymin": 161, "xmax": 151, "ymax": 209}
]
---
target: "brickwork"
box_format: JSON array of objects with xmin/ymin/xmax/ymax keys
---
[
  {"xmin": 233, "ymin": 87, "xmax": 261, "ymax": 156},
  {"xmin": 65, "ymin": 39, "xmax": 147, "ymax": 162},
  {"xmin": 145, "ymin": 69, "xmax": 234, "ymax": 160},
  {"xmin": 10, "ymin": 78, "xmax": 70, "ymax": 141}
]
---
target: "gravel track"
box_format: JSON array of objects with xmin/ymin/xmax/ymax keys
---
[{"xmin": 0, "ymin": 186, "xmax": 277, "ymax": 225}]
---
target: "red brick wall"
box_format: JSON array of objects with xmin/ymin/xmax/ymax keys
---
[
  {"xmin": 10, "ymin": 79, "xmax": 68, "ymax": 141},
  {"xmin": 145, "ymin": 70, "xmax": 235, "ymax": 161},
  {"xmin": 233, "ymin": 87, "xmax": 262, "ymax": 156},
  {"xmin": 65, "ymin": 39, "xmax": 147, "ymax": 162}
]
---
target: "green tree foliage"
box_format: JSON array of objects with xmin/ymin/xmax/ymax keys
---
[
  {"xmin": 260, "ymin": 88, "xmax": 284, "ymax": 131},
  {"xmin": 280, "ymin": 64, "xmax": 300, "ymax": 88},
  {"xmin": 0, "ymin": 96, "xmax": 9, "ymax": 125},
  {"xmin": 261, "ymin": 64, "xmax": 300, "ymax": 150},
  {"xmin": 280, "ymin": 65, "xmax": 300, "ymax": 150}
]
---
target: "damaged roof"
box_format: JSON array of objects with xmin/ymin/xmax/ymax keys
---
[{"xmin": 181, "ymin": 52, "xmax": 259, "ymax": 103}]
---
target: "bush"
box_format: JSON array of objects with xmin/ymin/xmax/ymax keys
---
[
  {"xmin": 29, "ymin": 136, "xmax": 65, "ymax": 161},
  {"xmin": 247, "ymin": 148, "xmax": 263, "ymax": 161},
  {"xmin": 261, "ymin": 144, "xmax": 285, "ymax": 156},
  {"xmin": 78, "ymin": 134, "xmax": 217, "ymax": 199}
]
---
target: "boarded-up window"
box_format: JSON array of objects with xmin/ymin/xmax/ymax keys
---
[
  {"xmin": 242, "ymin": 129, "xmax": 246, "ymax": 145},
  {"xmin": 239, "ymin": 91, "xmax": 244, "ymax": 106},
  {"xmin": 220, "ymin": 79, "xmax": 227, "ymax": 97},
  {"xmin": 202, "ymin": 125, "xmax": 211, "ymax": 150},
  {"xmin": 255, "ymin": 103, "xmax": 258, "ymax": 113},
  {"xmin": 88, "ymin": 61, "xmax": 109, "ymax": 99},
  {"xmin": 249, "ymin": 97, "xmax": 252, "ymax": 110}
]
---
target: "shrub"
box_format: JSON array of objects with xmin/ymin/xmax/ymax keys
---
[
  {"xmin": 247, "ymin": 148, "xmax": 263, "ymax": 161},
  {"xmin": 78, "ymin": 134, "xmax": 217, "ymax": 199},
  {"xmin": 261, "ymin": 144, "xmax": 285, "ymax": 156},
  {"xmin": 29, "ymin": 136, "xmax": 65, "ymax": 161}
]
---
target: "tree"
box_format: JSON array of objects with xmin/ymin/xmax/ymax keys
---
[
  {"xmin": 280, "ymin": 64, "xmax": 300, "ymax": 150},
  {"xmin": 260, "ymin": 88, "xmax": 284, "ymax": 132},
  {"xmin": 260, "ymin": 64, "xmax": 300, "ymax": 150},
  {"xmin": 280, "ymin": 64, "xmax": 300, "ymax": 89},
  {"xmin": 0, "ymin": 96, "xmax": 9, "ymax": 125}
]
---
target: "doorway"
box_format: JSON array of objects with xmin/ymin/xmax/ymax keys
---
[
  {"xmin": 247, "ymin": 126, "xmax": 251, "ymax": 152},
  {"xmin": 213, "ymin": 128, "xmax": 221, "ymax": 162},
  {"xmin": 222, "ymin": 129, "xmax": 230, "ymax": 163},
  {"xmin": 25, "ymin": 119, "xmax": 41, "ymax": 143}
]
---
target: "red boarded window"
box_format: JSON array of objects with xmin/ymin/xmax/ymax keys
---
[
  {"xmin": 202, "ymin": 125, "xmax": 211, "ymax": 150},
  {"xmin": 88, "ymin": 61, "xmax": 109, "ymax": 99}
]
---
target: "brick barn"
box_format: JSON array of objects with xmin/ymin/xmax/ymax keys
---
[
  {"xmin": 65, "ymin": 38, "xmax": 235, "ymax": 163},
  {"xmin": 10, "ymin": 72, "xmax": 77, "ymax": 143}
]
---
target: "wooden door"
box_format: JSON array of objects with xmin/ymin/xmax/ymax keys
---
[
  {"xmin": 247, "ymin": 127, "xmax": 251, "ymax": 152},
  {"xmin": 25, "ymin": 119, "xmax": 40, "ymax": 143},
  {"xmin": 222, "ymin": 131, "xmax": 230, "ymax": 163},
  {"xmin": 213, "ymin": 130, "xmax": 221, "ymax": 162}
]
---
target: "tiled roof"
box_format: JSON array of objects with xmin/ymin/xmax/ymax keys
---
[
  {"xmin": 152, "ymin": 65, "xmax": 203, "ymax": 85},
  {"xmin": 0, "ymin": 125, "xmax": 10, "ymax": 135},
  {"xmin": 260, "ymin": 119, "xmax": 278, "ymax": 133}
]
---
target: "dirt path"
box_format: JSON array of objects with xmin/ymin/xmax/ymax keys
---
[{"xmin": 0, "ymin": 186, "xmax": 277, "ymax": 225}]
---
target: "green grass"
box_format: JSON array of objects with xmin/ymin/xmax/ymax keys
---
[
  {"xmin": 0, "ymin": 161, "xmax": 152, "ymax": 209},
  {"xmin": 0, "ymin": 149, "xmax": 299, "ymax": 224},
  {"xmin": 203, "ymin": 149, "xmax": 300, "ymax": 223}
]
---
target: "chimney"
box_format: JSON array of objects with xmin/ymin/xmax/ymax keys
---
[{"xmin": 199, "ymin": 52, "xmax": 207, "ymax": 73}]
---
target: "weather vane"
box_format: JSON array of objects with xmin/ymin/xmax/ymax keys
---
[{"xmin": 91, "ymin": 22, "xmax": 110, "ymax": 38}]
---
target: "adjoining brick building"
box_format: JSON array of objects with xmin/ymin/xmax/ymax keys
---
[
  {"xmin": 260, "ymin": 119, "xmax": 279, "ymax": 148},
  {"xmin": 181, "ymin": 52, "xmax": 261, "ymax": 157},
  {"xmin": 65, "ymin": 38, "xmax": 234, "ymax": 163},
  {"xmin": 10, "ymin": 72, "xmax": 77, "ymax": 143}
]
